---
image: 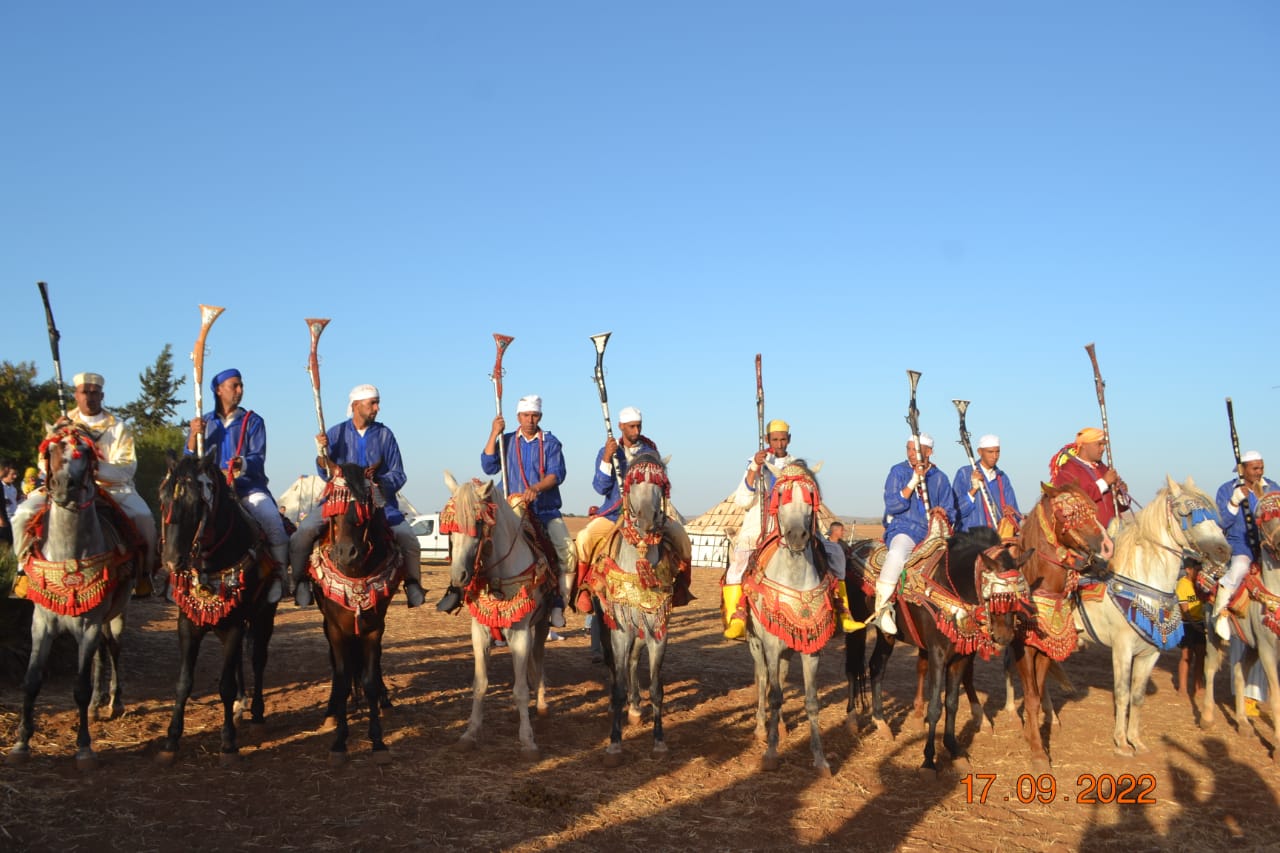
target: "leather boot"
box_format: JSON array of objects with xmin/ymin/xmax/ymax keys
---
[
  {"xmin": 573, "ymin": 560, "xmax": 592, "ymax": 613},
  {"xmin": 874, "ymin": 579, "xmax": 898, "ymax": 635},
  {"xmin": 836, "ymin": 581, "xmax": 861, "ymax": 632},
  {"xmin": 435, "ymin": 585, "xmax": 462, "ymax": 613},
  {"xmin": 722, "ymin": 583, "xmax": 747, "ymax": 639}
]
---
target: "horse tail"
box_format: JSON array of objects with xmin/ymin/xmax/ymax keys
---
[
  {"xmin": 1045, "ymin": 659, "xmax": 1074, "ymax": 693},
  {"xmin": 844, "ymin": 628, "xmax": 868, "ymax": 713}
]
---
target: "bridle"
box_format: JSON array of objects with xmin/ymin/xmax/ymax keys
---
[
  {"xmin": 160, "ymin": 463, "xmax": 232, "ymax": 574},
  {"xmin": 767, "ymin": 468, "xmax": 821, "ymax": 553},
  {"xmin": 621, "ymin": 458, "xmax": 670, "ymax": 548},
  {"xmin": 40, "ymin": 427, "xmax": 99, "ymax": 511}
]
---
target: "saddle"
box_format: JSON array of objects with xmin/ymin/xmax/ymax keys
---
[
  {"xmin": 849, "ymin": 535, "xmax": 949, "ymax": 598},
  {"xmin": 741, "ymin": 533, "xmax": 837, "ymax": 654}
]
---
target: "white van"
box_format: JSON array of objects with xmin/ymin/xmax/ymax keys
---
[{"xmin": 407, "ymin": 513, "xmax": 450, "ymax": 562}]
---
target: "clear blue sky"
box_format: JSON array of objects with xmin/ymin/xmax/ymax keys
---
[{"xmin": 4, "ymin": 3, "xmax": 1278, "ymax": 519}]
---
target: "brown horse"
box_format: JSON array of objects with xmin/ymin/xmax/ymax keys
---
[
  {"xmin": 1007, "ymin": 482, "xmax": 1113, "ymax": 769},
  {"xmin": 306, "ymin": 463, "xmax": 403, "ymax": 766}
]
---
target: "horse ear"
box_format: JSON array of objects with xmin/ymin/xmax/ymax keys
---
[
  {"xmin": 479, "ymin": 480, "xmax": 494, "ymax": 500},
  {"xmin": 1014, "ymin": 547, "xmax": 1037, "ymax": 569},
  {"xmin": 662, "ymin": 454, "xmax": 672, "ymax": 467},
  {"xmin": 1040, "ymin": 482, "xmax": 1054, "ymax": 497},
  {"xmin": 1186, "ymin": 475, "xmax": 1197, "ymax": 490},
  {"xmin": 1166, "ymin": 474, "xmax": 1180, "ymax": 496},
  {"xmin": 811, "ymin": 460, "xmax": 824, "ymax": 474},
  {"xmin": 444, "ymin": 470, "xmax": 459, "ymax": 493},
  {"xmin": 165, "ymin": 449, "xmax": 179, "ymax": 471}
]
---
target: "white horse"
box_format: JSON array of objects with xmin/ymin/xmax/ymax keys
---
[
  {"xmin": 1203, "ymin": 491, "xmax": 1280, "ymax": 760},
  {"xmin": 1074, "ymin": 476, "xmax": 1229, "ymax": 756},
  {"xmin": 9, "ymin": 426, "xmax": 140, "ymax": 768},
  {"xmin": 591, "ymin": 452, "xmax": 688, "ymax": 766},
  {"xmin": 744, "ymin": 460, "xmax": 836, "ymax": 774},
  {"xmin": 442, "ymin": 473, "xmax": 550, "ymax": 759}
]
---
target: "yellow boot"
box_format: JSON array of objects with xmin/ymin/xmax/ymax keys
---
[
  {"xmin": 722, "ymin": 583, "xmax": 746, "ymax": 639},
  {"xmin": 11, "ymin": 573, "xmax": 29, "ymax": 599},
  {"xmin": 836, "ymin": 581, "xmax": 863, "ymax": 632}
]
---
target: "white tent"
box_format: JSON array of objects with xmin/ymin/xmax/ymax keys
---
[
  {"xmin": 684, "ymin": 493, "xmax": 839, "ymax": 569},
  {"xmin": 278, "ymin": 474, "xmax": 326, "ymax": 525}
]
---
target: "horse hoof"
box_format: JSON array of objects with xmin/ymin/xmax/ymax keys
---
[
  {"xmin": 76, "ymin": 752, "xmax": 98, "ymax": 772},
  {"xmin": 155, "ymin": 751, "xmax": 177, "ymax": 767},
  {"xmin": 950, "ymin": 756, "xmax": 972, "ymax": 775},
  {"xmin": 978, "ymin": 717, "xmax": 993, "ymax": 735},
  {"xmin": 245, "ymin": 722, "xmax": 267, "ymax": 743},
  {"xmin": 1032, "ymin": 757, "xmax": 1052, "ymax": 773},
  {"xmin": 454, "ymin": 737, "xmax": 477, "ymax": 753},
  {"xmin": 628, "ymin": 709, "xmax": 642, "ymax": 726},
  {"xmin": 519, "ymin": 746, "xmax": 541, "ymax": 762},
  {"xmin": 653, "ymin": 742, "xmax": 668, "ymax": 755},
  {"xmin": 917, "ymin": 765, "xmax": 939, "ymax": 780},
  {"xmin": 1113, "ymin": 744, "xmax": 1135, "ymax": 758},
  {"xmin": 329, "ymin": 751, "xmax": 347, "ymax": 768},
  {"xmin": 603, "ymin": 751, "xmax": 624, "ymax": 768},
  {"xmin": 320, "ymin": 717, "xmax": 338, "ymax": 732},
  {"xmin": 535, "ymin": 704, "xmax": 550, "ymax": 718},
  {"xmin": 844, "ymin": 715, "xmax": 862, "ymax": 737},
  {"xmin": 814, "ymin": 762, "xmax": 833, "ymax": 778},
  {"xmin": 373, "ymin": 750, "xmax": 393, "ymax": 766},
  {"xmin": 7, "ymin": 749, "xmax": 31, "ymax": 766},
  {"xmin": 873, "ymin": 719, "xmax": 894, "ymax": 741},
  {"xmin": 760, "ymin": 754, "xmax": 780, "ymax": 772}
]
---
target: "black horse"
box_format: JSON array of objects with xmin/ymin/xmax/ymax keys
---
[
  {"xmin": 306, "ymin": 463, "xmax": 401, "ymax": 766},
  {"xmin": 156, "ymin": 453, "xmax": 278, "ymax": 765}
]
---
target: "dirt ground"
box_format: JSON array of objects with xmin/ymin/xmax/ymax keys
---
[{"xmin": 3, "ymin": 564, "xmax": 1280, "ymax": 853}]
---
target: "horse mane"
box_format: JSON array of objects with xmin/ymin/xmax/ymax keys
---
[
  {"xmin": 943, "ymin": 527, "xmax": 1002, "ymax": 598},
  {"xmin": 1111, "ymin": 479, "xmax": 1216, "ymax": 569},
  {"xmin": 335, "ymin": 462, "xmax": 374, "ymax": 505}
]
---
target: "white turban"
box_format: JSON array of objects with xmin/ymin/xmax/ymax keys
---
[
  {"xmin": 73, "ymin": 372, "xmax": 105, "ymax": 388},
  {"xmin": 618, "ymin": 406, "xmax": 642, "ymax": 424},
  {"xmin": 517, "ymin": 394, "xmax": 542, "ymax": 414},
  {"xmin": 347, "ymin": 384, "xmax": 379, "ymax": 416},
  {"xmin": 1242, "ymin": 450, "xmax": 1263, "ymax": 463},
  {"xmin": 908, "ymin": 433, "xmax": 934, "ymax": 449},
  {"xmin": 977, "ymin": 434, "xmax": 1000, "ymax": 449}
]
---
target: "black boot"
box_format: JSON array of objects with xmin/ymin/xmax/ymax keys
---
[
  {"xmin": 404, "ymin": 580, "xmax": 425, "ymax": 608},
  {"xmin": 294, "ymin": 578, "xmax": 314, "ymax": 607},
  {"xmin": 436, "ymin": 585, "xmax": 463, "ymax": 613}
]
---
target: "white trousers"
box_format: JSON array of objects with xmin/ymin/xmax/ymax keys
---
[
  {"xmin": 1221, "ymin": 553, "xmax": 1252, "ymax": 593},
  {"xmin": 290, "ymin": 508, "xmax": 421, "ymax": 584},
  {"xmin": 879, "ymin": 533, "xmax": 917, "ymax": 587},
  {"xmin": 242, "ymin": 491, "xmax": 289, "ymax": 566}
]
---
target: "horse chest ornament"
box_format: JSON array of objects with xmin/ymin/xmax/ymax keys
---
[
  {"xmin": 441, "ymin": 494, "xmax": 551, "ymax": 629},
  {"xmin": 742, "ymin": 535, "xmax": 837, "ymax": 654}
]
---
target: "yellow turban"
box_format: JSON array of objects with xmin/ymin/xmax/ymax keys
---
[
  {"xmin": 767, "ymin": 419, "xmax": 790, "ymax": 434},
  {"xmin": 1075, "ymin": 427, "xmax": 1105, "ymax": 446}
]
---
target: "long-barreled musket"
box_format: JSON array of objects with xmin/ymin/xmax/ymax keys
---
[
  {"xmin": 36, "ymin": 281, "xmax": 68, "ymax": 413},
  {"xmin": 491, "ymin": 333, "xmax": 515, "ymax": 489},
  {"xmin": 1085, "ymin": 342, "xmax": 1123, "ymax": 518},
  {"xmin": 756, "ymin": 354, "xmax": 767, "ymax": 537},
  {"xmin": 953, "ymin": 399, "xmax": 999, "ymax": 526},
  {"xmin": 1226, "ymin": 397, "xmax": 1262, "ymax": 561},
  {"xmin": 905, "ymin": 369, "xmax": 931, "ymax": 512},
  {"xmin": 191, "ymin": 305, "xmax": 225, "ymax": 457},
  {"xmin": 589, "ymin": 332, "xmax": 625, "ymax": 498},
  {"xmin": 305, "ymin": 318, "xmax": 331, "ymax": 460}
]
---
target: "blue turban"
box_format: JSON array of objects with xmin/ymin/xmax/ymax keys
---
[{"xmin": 210, "ymin": 368, "xmax": 241, "ymax": 392}]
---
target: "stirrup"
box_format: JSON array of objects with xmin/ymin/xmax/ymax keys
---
[{"xmin": 293, "ymin": 579, "xmax": 314, "ymax": 608}]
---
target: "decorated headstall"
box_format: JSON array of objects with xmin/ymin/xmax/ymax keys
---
[
  {"xmin": 766, "ymin": 466, "xmax": 822, "ymax": 532},
  {"xmin": 159, "ymin": 461, "xmax": 222, "ymax": 572},
  {"xmin": 977, "ymin": 547, "xmax": 1032, "ymax": 618},
  {"xmin": 322, "ymin": 469, "xmax": 376, "ymax": 525},
  {"xmin": 1038, "ymin": 487, "xmax": 1102, "ymax": 572},
  {"xmin": 40, "ymin": 426, "xmax": 100, "ymax": 508},
  {"xmin": 1256, "ymin": 493, "xmax": 1280, "ymax": 557},
  {"xmin": 39, "ymin": 425, "xmax": 99, "ymax": 465},
  {"xmin": 620, "ymin": 458, "xmax": 671, "ymax": 546},
  {"xmin": 440, "ymin": 481, "xmax": 501, "ymax": 577}
]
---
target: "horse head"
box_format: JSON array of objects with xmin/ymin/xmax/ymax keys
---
[
  {"xmin": 622, "ymin": 452, "xmax": 670, "ymax": 541},
  {"xmin": 41, "ymin": 425, "xmax": 98, "ymax": 511},
  {"xmin": 1164, "ymin": 475, "xmax": 1230, "ymax": 568},
  {"xmin": 158, "ymin": 451, "xmax": 224, "ymax": 575},
  {"xmin": 1256, "ymin": 492, "xmax": 1280, "ymax": 565},
  {"xmin": 322, "ymin": 463, "xmax": 382, "ymax": 576},
  {"xmin": 767, "ymin": 460, "xmax": 821, "ymax": 554},
  {"xmin": 1038, "ymin": 481, "xmax": 1114, "ymax": 572},
  {"xmin": 976, "ymin": 545, "xmax": 1036, "ymax": 647}
]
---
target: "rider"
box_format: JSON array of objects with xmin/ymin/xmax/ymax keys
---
[
  {"xmin": 1050, "ymin": 427, "xmax": 1129, "ymax": 530},
  {"xmin": 1212, "ymin": 449, "xmax": 1279, "ymax": 641},
  {"xmin": 951, "ymin": 434, "xmax": 1021, "ymax": 537},
  {"xmin": 185, "ymin": 368, "xmax": 291, "ymax": 603},
  {"xmin": 876, "ymin": 434, "xmax": 956, "ymax": 634},
  {"xmin": 291, "ymin": 384, "xmax": 425, "ymax": 608},
  {"xmin": 722, "ymin": 419, "xmax": 856, "ymax": 638},
  {"xmin": 12, "ymin": 372, "xmax": 158, "ymax": 597}
]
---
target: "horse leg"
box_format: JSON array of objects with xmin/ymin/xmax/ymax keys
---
[
  {"xmin": 1125, "ymin": 645, "xmax": 1160, "ymax": 754},
  {"xmin": 529, "ymin": 619, "xmax": 548, "ymax": 716},
  {"xmin": 868, "ymin": 633, "xmax": 895, "ymax": 740},
  {"xmin": 158, "ymin": 618, "xmax": 202, "ymax": 763},
  {"xmin": 457, "ymin": 620, "xmax": 490, "ymax": 750},
  {"xmin": 627, "ymin": 632, "xmax": 644, "ymax": 724},
  {"xmin": 98, "ymin": 612, "xmax": 127, "ymax": 720},
  {"xmin": 1015, "ymin": 645, "xmax": 1051, "ymax": 770},
  {"xmin": 1259, "ymin": 638, "xmax": 1280, "ymax": 763},
  {"xmin": 844, "ymin": 626, "xmax": 868, "ymax": 725},
  {"xmin": 217, "ymin": 624, "xmax": 248, "ymax": 764},
  {"xmin": 1002, "ymin": 646, "xmax": 1020, "ymax": 725},
  {"xmin": 962, "ymin": 657, "xmax": 990, "ymax": 734},
  {"xmin": 1110, "ymin": 641, "xmax": 1136, "ymax": 757},
  {"xmin": 749, "ymin": 636, "xmax": 769, "ymax": 742},
  {"xmin": 329, "ymin": 634, "xmax": 358, "ymax": 764},
  {"xmin": 248, "ymin": 603, "xmax": 275, "ymax": 731},
  {"xmin": 776, "ymin": 654, "xmax": 791, "ymax": 739},
  {"xmin": 71, "ymin": 623, "xmax": 106, "ymax": 769},
  {"xmin": 912, "ymin": 651, "xmax": 928, "ymax": 723},
  {"xmin": 943, "ymin": 654, "xmax": 970, "ymax": 769},
  {"xmin": 604, "ymin": 626, "xmax": 629, "ymax": 767},
  {"xmin": 649, "ymin": 631, "xmax": 668, "ymax": 754},
  {"xmin": 920, "ymin": 645, "xmax": 946, "ymax": 772},
  {"xmin": 802, "ymin": 651, "xmax": 830, "ymax": 776},
  {"xmin": 365, "ymin": 627, "xmax": 391, "ymax": 764},
  {"xmin": 507, "ymin": 626, "xmax": 539, "ymax": 759},
  {"xmin": 760, "ymin": 639, "xmax": 785, "ymax": 771},
  {"xmin": 9, "ymin": 612, "xmax": 57, "ymax": 763},
  {"xmin": 1202, "ymin": 638, "xmax": 1223, "ymax": 729},
  {"xmin": 1233, "ymin": 643, "xmax": 1258, "ymax": 735}
]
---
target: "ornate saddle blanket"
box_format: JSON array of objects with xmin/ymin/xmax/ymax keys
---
[
  {"xmin": 460, "ymin": 509, "xmax": 554, "ymax": 630},
  {"xmin": 848, "ymin": 534, "xmax": 948, "ymax": 598},
  {"xmin": 309, "ymin": 532, "xmax": 404, "ymax": 628},
  {"xmin": 21, "ymin": 494, "xmax": 145, "ymax": 617},
  {"xmin": 742, "ymin": 535, "xmax": 837, "ymax": 654},
  {"xmin": 1076, "ymin": 575, "xmax": 1184, "ymax": 651},
  {"xmin": 1025, "ymin": 588, "xmax": 1079, "ymax": 662},
  {"xmin": 1239, "ymin": 569, "xmax": 1280, "ymax": 640},
  {"xmin": 895, "ymin": 545, "xmax": 1010, "ymax": 660}
]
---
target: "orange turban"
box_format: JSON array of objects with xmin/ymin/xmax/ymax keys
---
[{"xmin": 1075, "ymin": 427, "xmax": 1105, "ymax": 446}]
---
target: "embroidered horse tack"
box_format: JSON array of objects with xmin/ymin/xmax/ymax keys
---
[
  {"xmin": 743, "ymin": 563, "xmax": 836, "ymax": 655},
  {"xmin": 1077, "ymin": 575, "xmax": 1184, "ymax": 651},
  {"xmin": 312, "ymin": 546, "xmax": 403, "ymax": 630},
  {"xmin": 172, "ymin": 551, "xmax": 262, "ymax": 627},
  {"xmin": 1026, "ymin": 588, "xmax": 1079, "ymax": 661}
]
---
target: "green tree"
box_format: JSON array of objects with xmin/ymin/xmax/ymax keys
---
[
  {"xmin": 0, "ymin": 361, "xmax": 61, "ymax": 467},
  {"xmin": 117, "ymin": 344, "xmax": 187, "ymax": 431},
  {"xmin": 133, "ymin": 425, "xmax": 187, "ymax": 522}
]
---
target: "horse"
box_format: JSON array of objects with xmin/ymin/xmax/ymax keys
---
[
  {"xmin": 588, "ymin": 452, "xmax": 689, "ymax": 767},
  {"xmin": 1007, "ymin": 482, "xmax": 1114, "ymax": 769},
  {"xmin": 1074, "ymin": 476, "xmax": 1229, "ymax": 756},
  {"xmin": 442, "ymin": 472, "xmax": 551, "ymax": 758},
  {"xmin": 862, "ymin": 525, "xmax": 1032, "ymax": 771},
  {"xmin": 9, "ymin": 425, "xmax": 143, "ymax": 768},
  {"xmin": 741, "ymin": 460, "xmax": 839, "ymax": 774},
  {"xmin": 1202, "ymin": 491, "xmax": 1280, "ymax": 760},
  {"xmin": 304, "ymin": 463, "xmax": 404, "ymax": 765},
  {"xmin": 156, "ymin": 452, "xmax": 278, "ymax": 766}
]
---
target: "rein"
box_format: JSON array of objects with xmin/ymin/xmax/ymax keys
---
[{"xmin": 41, "ymin": 427, "xmax": 100, "ymax": 511}]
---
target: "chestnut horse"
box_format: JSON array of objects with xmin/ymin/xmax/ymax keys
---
[
  {"xmin": 9, "ymin": 425, "xmax": 143, "ymax": 768},
  {"xmin": 306, "ymin": 463, "xmax": 404, "ymax": 765},
  {"xmin": 156, "ymin": 452, "xmax": 277, "ymax": 766}
]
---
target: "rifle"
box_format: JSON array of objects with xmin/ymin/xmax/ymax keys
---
[
  {"xmin": 1084, "ymin": 342, "xmax": 1124, "ymax": 518},
  {"xmin": 36, "ymin": 282, "xmax": 68, "ymax": 412},
  {"xmin": 190, "ymin": 305, "xmax": 225, "ymax": 457},
  {"xmin": 952, "ymin": 399, "xmax": 999, "ymax": 526},
  {"xmin": 490, "ymin": 334, "xmax": 515, "ymax": 490},
  {"xmin": 756, "ymin": 354, "xmax": 767, "ymax": 537},
  {"xmin": 1225, "ymin": 397, "xmax": 1262, "ymax": 561},
  {"xmin": 305, "ymin": 318, "xmax": 331, "ymax": 461},
  {"xmin": 905, "ymin": 369, "xmax": 931, "ymax": 512},
  {"xmin": 589, "ymin": 332, "xmax": 625, "ymax": 498}
]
